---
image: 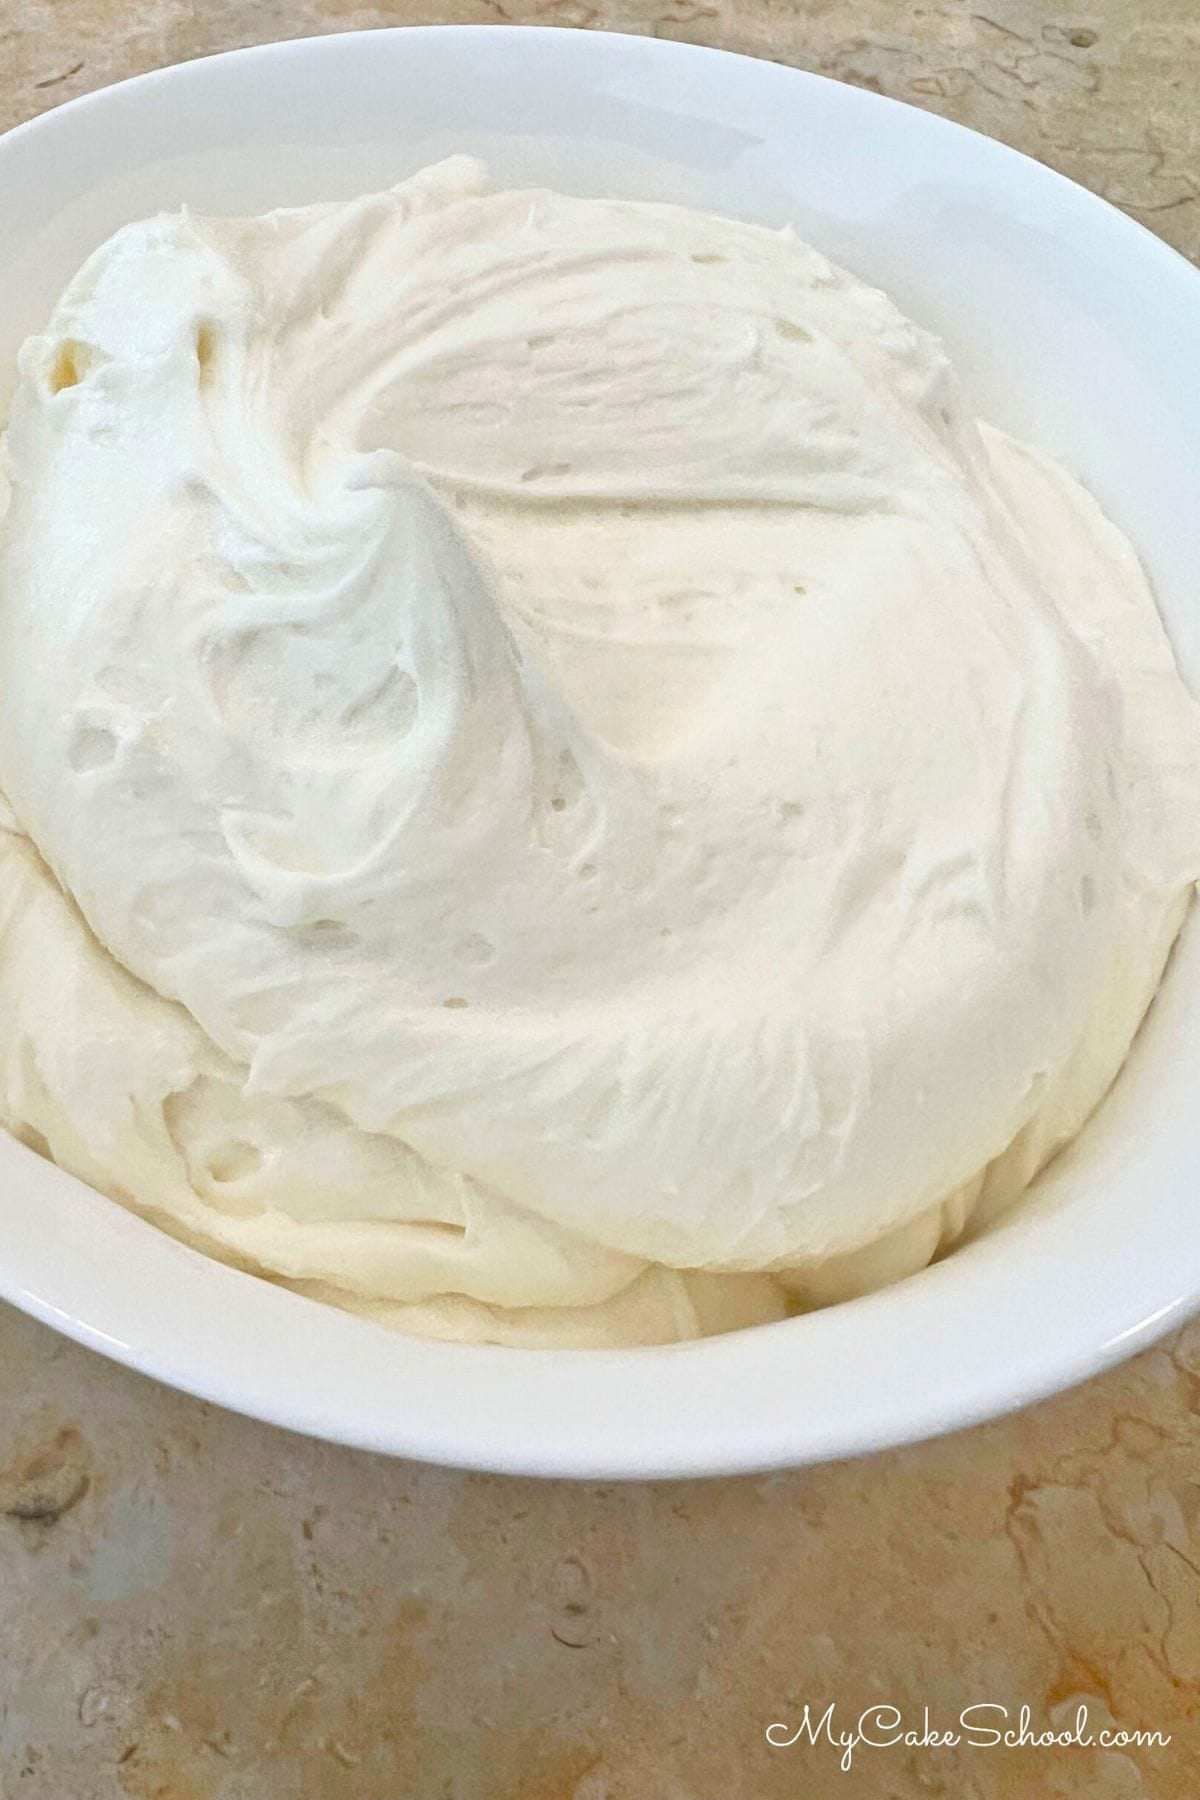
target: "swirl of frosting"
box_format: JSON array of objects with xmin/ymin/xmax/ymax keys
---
[{"xmin": 0, "ymin": 158, "xmax": 1196, "ymax": 1344}]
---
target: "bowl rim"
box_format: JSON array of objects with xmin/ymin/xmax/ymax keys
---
[{"xmin": 1, "ymin": 23, "xmax": 1199, "ymax": 1479}]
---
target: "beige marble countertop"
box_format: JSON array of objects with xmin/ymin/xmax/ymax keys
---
[{"xmin": 2, "ymin": 4, "xmax": 1199, "ymax": 1796}]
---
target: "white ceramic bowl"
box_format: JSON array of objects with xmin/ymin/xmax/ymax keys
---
[{"xmin": 1, "ymin": 27, "xmax": 1198, "ymax": 1478}]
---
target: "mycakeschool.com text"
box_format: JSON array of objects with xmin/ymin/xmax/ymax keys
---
[{"xmin": 765, "ymin": 1702, "xmax": 1171, "ymax": 1774}]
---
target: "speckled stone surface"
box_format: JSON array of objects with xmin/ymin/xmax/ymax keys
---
[{"xmin": 2, "ymin": 5, "xmax": 1199, "ymax": 1797}]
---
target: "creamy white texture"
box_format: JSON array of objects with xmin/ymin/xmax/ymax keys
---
[{"xmin": 0, "ymin": 156, "xmax": 1197, "ymax": 1346}]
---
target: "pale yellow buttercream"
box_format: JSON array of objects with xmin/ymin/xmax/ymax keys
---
[{"xmin": 0, "ymin": 158, "xmax": 1196, "ymax": 1344}]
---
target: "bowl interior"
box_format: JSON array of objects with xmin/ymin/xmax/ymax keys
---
[{"xmin": 0, "ymin": 26, "xmax": 1198, "ymax": 1477}]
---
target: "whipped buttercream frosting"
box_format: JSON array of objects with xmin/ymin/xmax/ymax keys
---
[{"xmin": 1, "ymin": 156, "xmax": 1197, "ymax": 1346}]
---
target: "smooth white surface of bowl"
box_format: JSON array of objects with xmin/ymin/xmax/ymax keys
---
[{"xmin": 0, "ymin": 26, "xmax": 1198, "ymax": 1478}]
